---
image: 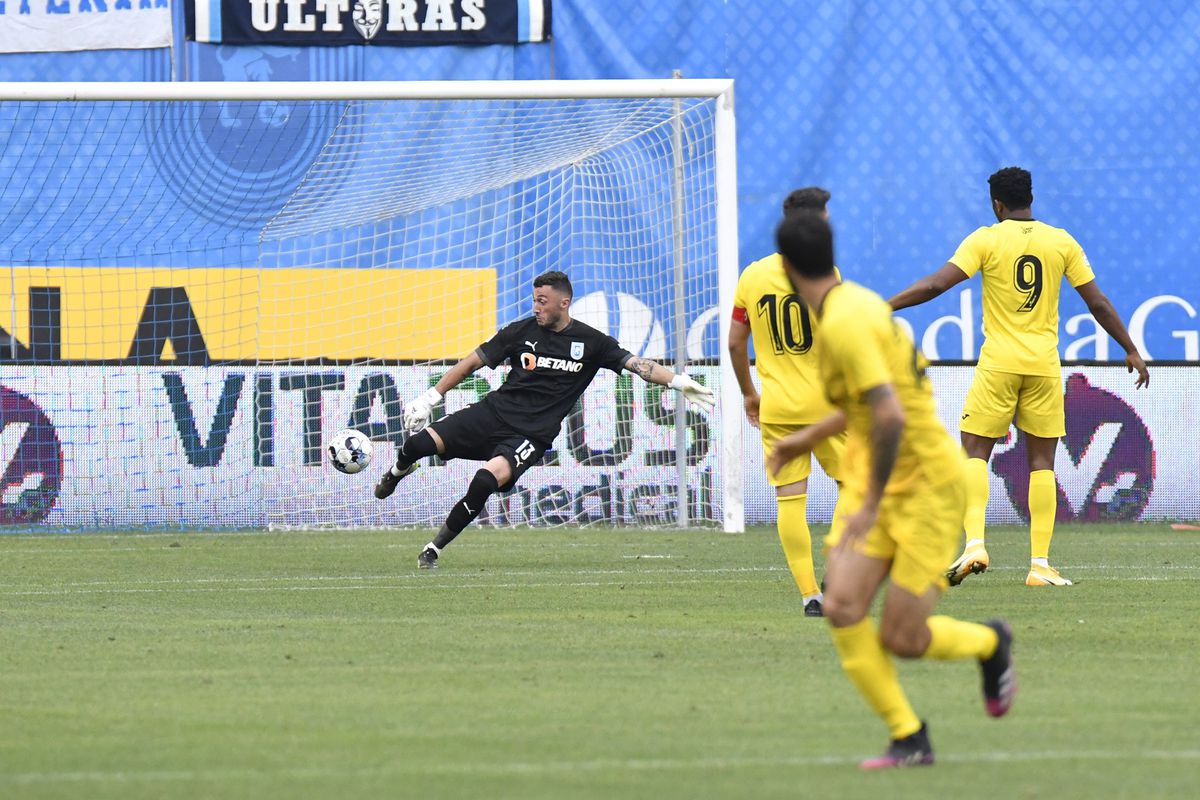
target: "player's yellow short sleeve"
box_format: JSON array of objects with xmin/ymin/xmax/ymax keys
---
[
  {"xmin": 1064, "ymin": 235, "xmax": 1096, "ymax": 288},
  {"xmin": 949, "ymin": 227, "xmax": 992, "ymax": 277}
]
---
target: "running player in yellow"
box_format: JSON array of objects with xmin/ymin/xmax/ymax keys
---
[
  {"xmin": 769, "ymin": 210, "xmax": 1015, "ymax": 768},
  {"xmin": 889, "ymin": 167, "xmax": 1149, "ymax": 586},
  {"xmin": 729, "ymin": 187, "xmax": 847, "ymax": 617}
]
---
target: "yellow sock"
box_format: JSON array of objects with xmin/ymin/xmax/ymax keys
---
[
  {"xmin": 776, "ymin": 494, "xmax": 819, "ymax": 597},
  {"xmin": 1029, "ymin": 469, "xmax": 1057, "ymax": 560},
  {"xmin": 964, "ymin": 458, "xmax": 989, "ymax": 544},
  {"xmin": 830, "ymin": 619, "xmax": 921, "ymax": 739},
  {"xmin": 924, "ymin": 615, "xmax": 999, "ymax": 660}
]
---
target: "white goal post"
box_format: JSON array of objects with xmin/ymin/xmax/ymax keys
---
[{"xmin": 0, "ymin": 79, "xmax": 743, "ymax": 532}]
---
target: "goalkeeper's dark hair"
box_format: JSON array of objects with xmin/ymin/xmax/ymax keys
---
[
  {"xmin": 988, "ymin": 166, "xmax": 1033, "ymax": 209},
  {"xmin": 533, "ymin": 270, "xmax": 573, "ymax": 298},
  {"xmin": 775, "ymin": 210, "xmax": 836, "ymax": 279},
  {"xmin": 782, "ymin": 186, "xmax": 831, "ymax": 214}
]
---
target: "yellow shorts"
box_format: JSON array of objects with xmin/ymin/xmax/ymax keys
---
[
  {"xmin": 960, "ymin": 367, "xmax": 1065, "ymax": 439},
  {"xmin": 825, "ymin": 473, "xmax": 966, "ymax": 597},
  {"xmin": 761, "ymin": 422, "xmax": 846, "ymax": 487}
]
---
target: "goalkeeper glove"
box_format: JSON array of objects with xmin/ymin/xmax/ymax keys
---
[
  {"xmin": 404, "ymin": 387, "xmax": 444, "ymax": 433},
  {"xmin": 669, "ymin": 374, "xmax": 716, "ymax": 413}
]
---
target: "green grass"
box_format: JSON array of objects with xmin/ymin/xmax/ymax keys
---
[{"xmin": 0, "ymin": 523, "xmax": 1198, "ymax": 799}]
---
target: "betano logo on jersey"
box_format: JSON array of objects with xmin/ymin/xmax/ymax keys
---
[
  {"xmin": 0, "ymin": 267, "xmax": 495, "ymax": 363},
  {"xmin": 520, "ymin": 352, "xmax": 584, "ymax": 373}
]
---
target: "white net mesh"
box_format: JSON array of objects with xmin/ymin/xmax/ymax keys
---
[{"xmin": 0, "ymin": 87, "xmax": 728, "ymax": 530}]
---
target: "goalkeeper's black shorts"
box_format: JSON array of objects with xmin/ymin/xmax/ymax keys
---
[{"xmin": 428, "ymin": 401, "xmax": 549, "ymax": 490}]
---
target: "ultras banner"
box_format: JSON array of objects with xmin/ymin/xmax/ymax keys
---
[
  {"xmin": 186, "ymin": 0, "xmax": 550, "ymax": 45},
  {"xmin": 0, "ymin": 0, "xmax": 171, "ymax": 53}
]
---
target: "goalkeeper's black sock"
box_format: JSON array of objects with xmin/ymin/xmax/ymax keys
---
[
  {"xmin": 392, "ymin": 429, "xmax": 437, "ymax": 475},
  {"xmin": 435, "ymin": 468, "xmax": 499, "ymax": 547},
  {"xmin": 431, "ymin": 525, "xmax": 457, "ymax": 550}
]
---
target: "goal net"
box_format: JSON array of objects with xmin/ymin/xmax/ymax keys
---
[{"xmin": 0, "ymin": 80, "xmax": 742, "ymax": 532}]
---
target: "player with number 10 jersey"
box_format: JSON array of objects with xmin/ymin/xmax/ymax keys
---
[{"xmin": 729, "ymin": 187, "xmax": 847, "ymax": 616}]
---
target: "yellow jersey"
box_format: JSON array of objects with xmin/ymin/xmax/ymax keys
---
[
  {"xmin": 949, "ymin": 219, "xmax": 1095, "ymax": 377},
  {"xmin": 733, "ymin": 253, "xmax": 837, "ymax": 424},
  {"xmin": 818, "ymin": 281, "xmax": 963, "ymax": 496}
]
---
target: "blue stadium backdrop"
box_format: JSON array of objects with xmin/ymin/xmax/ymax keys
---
[{"xmin": 0, "ymin": 0, "xmax": 1197, "ymax": 528}]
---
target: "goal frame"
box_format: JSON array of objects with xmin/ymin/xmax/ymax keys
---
[{"xmin": 0, "ymin": 79, "xmax": 744, "ymax": 533}]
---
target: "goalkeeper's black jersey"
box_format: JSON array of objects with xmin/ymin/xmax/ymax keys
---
[{"xmin": 475, "ymin": 317, "xmax": 632, "ymax": 445}]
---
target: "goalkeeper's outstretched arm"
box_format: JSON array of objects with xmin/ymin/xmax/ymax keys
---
[
  {"xmin": 404, "ymin": 350, "xmax": 485, "ymax": 433},
  {"xmin": 624, "ymin": 355, "xmax": 716, "ymax": 412},
  {"xmin": 432, "ymin": 350, "xmax": 485, "ymax": 395}
]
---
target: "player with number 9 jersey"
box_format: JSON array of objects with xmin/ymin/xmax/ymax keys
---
[
  {"xmin": 948, "ymin": 218, "xmax": 1095, "ymax": 444},
  {"xmin": 952, "ymin": 220, "xmax": 1094, "ymax": 382},
  {"xmin": 888, "ymin": 167, "xmax": 1148, "ymax": 588}
]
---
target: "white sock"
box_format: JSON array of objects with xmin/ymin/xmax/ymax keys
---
[
  {"xmin": 803, "ymin": 592, "xmax": 823, "ymax": 605},
  {"xmin": 425, "ymin": 542, "xmax": 441, "ymax": 554},
  {"xmin": 1031, "ymin": 557, "xmax": 1048, "ymax": 568},
  {"xmin": 390, "ymin": 465, "xmax": 405, "ymax": 477},
  {"xmin": 965, "ymin": 538, "xmax": 985, "ymax": 551}
]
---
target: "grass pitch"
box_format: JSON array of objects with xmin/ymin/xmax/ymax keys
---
[{"xmin": 1, "ymin": 523, "xmax": 1197, "ymax": 799}]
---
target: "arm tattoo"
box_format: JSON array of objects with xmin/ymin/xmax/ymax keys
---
[
  {"xmin": 626, "ymin": 356, "xmax": 659, "ymax": 381},
  {"xmin": 863, "ymin": 384, "xmax": 902, "ymax": 493},
  {"xmin": 869, "ymin": 418, "xmax": 901, "ymax": 491}
]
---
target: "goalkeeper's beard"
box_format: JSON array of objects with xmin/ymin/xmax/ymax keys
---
[{"xmin": 536, "ymin": 310, "xmax": 567, "ymax": 330}]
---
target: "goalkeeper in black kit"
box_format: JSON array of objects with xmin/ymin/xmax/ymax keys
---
[{"xmin": 375, "ymin": 270, "xmax": 716, "ymax": 569}]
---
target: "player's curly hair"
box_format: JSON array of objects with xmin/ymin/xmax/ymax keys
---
[
  {"xmin": 775, "ymin": 210, "xmax": 835, "ymax": 278},
  {"xmin": 782, "ymin": 186, "xmax": 831, "ymax": 214},
  {"xmin": 533, "ymin": 270, "xmax": 573, "ymax": 298},
  {"xmin": 988, "ymin": 167, "xmax": 1033, "ymax": 209}
]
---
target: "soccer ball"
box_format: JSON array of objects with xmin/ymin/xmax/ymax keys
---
[{"xmin": 328, "ymin": 428, "xmax": 373, "ymax": 475}]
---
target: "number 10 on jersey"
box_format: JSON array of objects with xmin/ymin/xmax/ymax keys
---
[{"xmin": 755, "ymin": 293, "xmax": 814, "ymax": 354}]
